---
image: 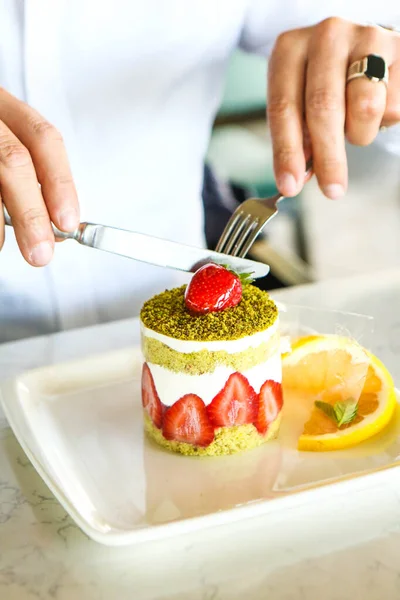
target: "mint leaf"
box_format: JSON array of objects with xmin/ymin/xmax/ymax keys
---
[
  {"xmin": 315, "ymin": 401, "xmax": 337, "ymax": 422},
  {"xmin": 334, "ymin": 399, "xmax": 358, "ymax": 427},
  {"xmin": 315, "ymin": 398, "xmax": 358, "ymax": 427}
]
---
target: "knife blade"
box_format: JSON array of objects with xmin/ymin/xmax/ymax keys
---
[
  {"xmin": 4, "ymin": 209, "xmax": 269, "ymax": 279},
  {"xmin": 76, "ymin": 223, "xmax": 270, "ymax": 279}
]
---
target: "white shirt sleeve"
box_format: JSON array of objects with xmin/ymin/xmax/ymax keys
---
[
  {"xmin": 239, "ymin": 0, "xmax": 400, "ymax": 155},
  {"xmin": 239, "ymin": 0, "xmax": 400, "ymax": 55}
]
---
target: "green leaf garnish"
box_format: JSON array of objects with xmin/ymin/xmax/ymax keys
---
[
  {"xmin": 333, "ymin": 399, "xmax": 358, "ymax": 427},
  {"xmin": 220, "ymin": 264, "xmax": 255, "ymax": 286},
  {"xmin": 315, "ymin": 398, "xmax": 358, "ymax": 427},
  {"xmin": 315, "ymin": 401, "xmax": 337, "ymax": 422},
  {"xmin": 238, "ymin": 271, "xmax": 255, "ymax": 285}
]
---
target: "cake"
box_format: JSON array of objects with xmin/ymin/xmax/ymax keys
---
[{"xmin": 140, "ymin": 263, "xmax": 283, "ymax": 456}]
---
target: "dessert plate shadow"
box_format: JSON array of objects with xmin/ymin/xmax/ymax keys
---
[{"xmin": 1, "ymin": 347, "xmax": 400, "ymax": 546}]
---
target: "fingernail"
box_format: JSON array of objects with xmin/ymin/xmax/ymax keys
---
[
  {"xmin": 323, "ymin": 184, "xmax": 345, "ymax": 200},
  {"xmin": 277, "ymin": 173, "xmax": 298, "ymax": 196},
  {"xmin": 59, "ymin": 208, "xmax": 78, "ymax": 232},
  {"xmin": 29, "ymin": 241, "xmax": 53, "ymax": 266}
]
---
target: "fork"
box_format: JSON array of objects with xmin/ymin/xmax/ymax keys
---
[{"xmin": 215, "ymin": 159, "xmax": 313, "ymax": 258}]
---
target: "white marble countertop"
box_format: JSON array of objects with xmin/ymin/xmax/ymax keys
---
[{"xmin": 2, "ymin": 269, "xmax": 400, "ymax": 600}]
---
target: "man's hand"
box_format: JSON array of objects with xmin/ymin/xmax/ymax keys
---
[
  {"xmin": 267, "ymin": 19, "xmax": 400, "ymax": 199},
  {"xmin": 0, "ymin": 88, "xmax": 79, "ymax": 265}
]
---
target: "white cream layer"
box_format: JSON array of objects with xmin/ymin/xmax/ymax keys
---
[
  {"xmin": 141, "ymin": 319, "xmax": 279, "ymax": 355},
  {"xmin": 147, "ymin": 351, "xmax": 282, "ymax": 407}
]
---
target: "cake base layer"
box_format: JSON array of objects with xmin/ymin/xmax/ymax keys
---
[{"xmin": 144, "ymin": 413, "xmax": 282, "ymax": 457}]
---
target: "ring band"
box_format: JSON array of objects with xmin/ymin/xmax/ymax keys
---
[{"xmin": 347, "ymin": 54, "xmax": 389, "ymax": 86}]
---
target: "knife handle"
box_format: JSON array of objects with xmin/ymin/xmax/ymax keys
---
[{"xmin": 3, "ymin": 205, "xmax": 97, "ymax": 245}]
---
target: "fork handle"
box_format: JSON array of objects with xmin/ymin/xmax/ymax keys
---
[
  {"xmin": 305, "ymin": 158, "xmax": 313, "ymax": 178},
  {"xmin": 3, "ymin": 207, "xmax": 13, "ymax": 228}
]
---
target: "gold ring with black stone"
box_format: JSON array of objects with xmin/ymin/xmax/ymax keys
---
[{"xmin": 347, "ymin": 54, "xmax": 389, "ymax": 86}]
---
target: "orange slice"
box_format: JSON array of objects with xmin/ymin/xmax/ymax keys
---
[{"xmin": 282, "ymin": 335, "xmax": 397, "ymax": 451}]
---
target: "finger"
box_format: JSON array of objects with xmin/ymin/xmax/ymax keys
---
[
  {"xmin": 382, "ymin": 60, "xmax": 400, "ymax": 126},
  {"xmin": 0, "ymin": 120, "xmax": 54, "ymax": 266},
  {"xmin": 346, "ymin": 28, "xmax": 393, "ymax": 145},
  {"xmin": 0, "ymin": 198, "xmax": 4, "ymax": 251},
  {"xmin": 0, "ymin": 87, "xmax": 79, "ymax": 232},
  {"xmin": 305, "ymin": 18, "xmax": 350, "ymax": 199},
  {"xmin": 267, "ymin": 29, "xmax": 309, "ymax": 197}
]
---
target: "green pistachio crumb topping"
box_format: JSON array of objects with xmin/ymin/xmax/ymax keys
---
[{"xmin": 140, "ymin": 284, "xmax": 278, "ymax": 341}]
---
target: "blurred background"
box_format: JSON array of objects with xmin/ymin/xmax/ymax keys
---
[{"xmin": 204, "ymin": 50, "xmax": 400, "ymax": 291}]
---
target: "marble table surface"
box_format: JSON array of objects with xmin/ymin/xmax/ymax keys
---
[{"xmin": 2, "ymin": 268, "xmax": 400, "ymax": 600}]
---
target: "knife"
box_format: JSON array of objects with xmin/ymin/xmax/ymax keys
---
[{"xmin": 3, "ymin": 209, "xmax": 269, "ymax": 279}]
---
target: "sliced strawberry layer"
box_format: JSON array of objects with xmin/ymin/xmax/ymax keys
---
[
  {"xmin": 207, "ymin": 372, "xmax": 258, "ymax": 428},
  {"xmin": 255, "ymin": 380, "xmax": 283, "ymax": 435},
  {"xmin": 163, "ymin": 394, "xmax": 215, "ymax": 447},
  {"xmin": 141, "ymin": 363, "xmax": 163, "ymax": 429}
]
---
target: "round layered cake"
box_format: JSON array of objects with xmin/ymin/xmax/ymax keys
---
[{"xmin": 140, "ymin": 280, "xmax": 283, "ymax": 456}]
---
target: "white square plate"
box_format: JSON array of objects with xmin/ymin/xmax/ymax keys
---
[{"xmin": 1, "ymin": 347, "xmax": 400, "ymax": 546}]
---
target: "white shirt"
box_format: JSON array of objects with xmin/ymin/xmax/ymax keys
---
[{"xmin": 0, "ymin": 0, "xmax": 399, "ymax": 341}]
